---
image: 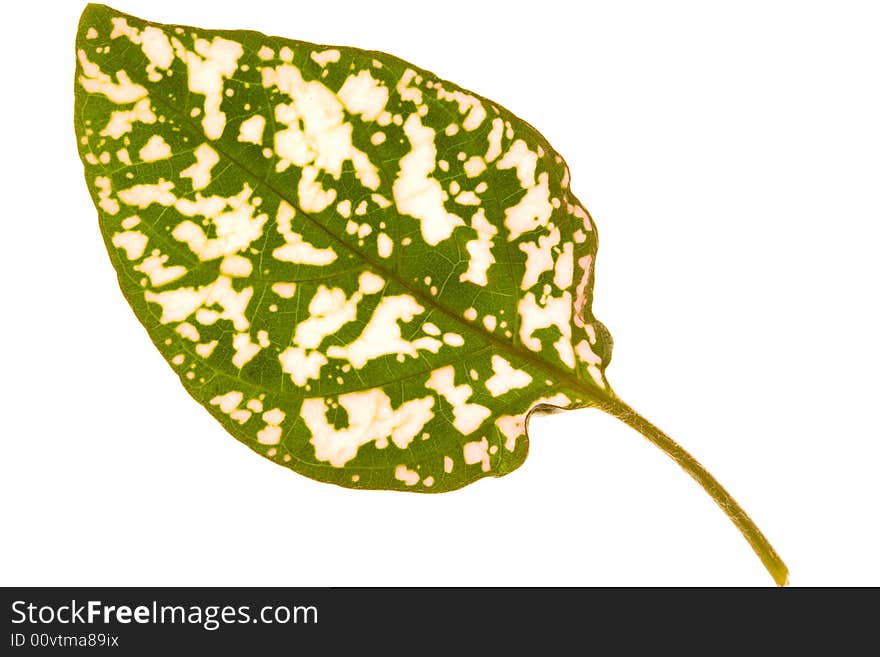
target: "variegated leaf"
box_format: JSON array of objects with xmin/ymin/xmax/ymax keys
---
[
  {"xmin": 74, "ymin": 4, "xmax": 612, "ymax": 492},
  {"xmin": 75, "ymin": 4, "xmax": 790, "ymax": 585}
]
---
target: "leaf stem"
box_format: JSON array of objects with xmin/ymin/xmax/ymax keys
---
[{"xmin": 594, "ymin": 394, "xmax": 789, "ymax": 586}]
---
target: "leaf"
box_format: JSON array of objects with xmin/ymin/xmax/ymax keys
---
[
  {"xmin": 75, "ymin": 4, "xmax": 787, "ymax": 583},
  {"xmin": 74, "ymin": 3, "xmax": 611, "ymax": 492}
]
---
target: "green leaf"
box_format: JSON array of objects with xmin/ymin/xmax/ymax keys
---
[
  {"xmin": 74, "ymin": 2, "xmax": 611, "ymax": 491},
  {"xmin": 75, "ymin": 4, "xmax": 788, "ymax": 584}
]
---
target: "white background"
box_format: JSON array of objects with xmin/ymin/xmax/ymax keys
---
[{"xmin": 1, "ymin": 0, "xmax": 877, "ymax": 586}]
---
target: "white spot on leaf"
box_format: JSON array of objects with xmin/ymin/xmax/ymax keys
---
[
  {"xmin": 303, "ymin": 389, "xmax": 434, "ymax": 467},
  {"xmin": 271, "ymin": 282, "xmax": 297, "ymax": 298},
  {"xmin": 135, "ymin": 253, "xmax": 187, "ymax": 287},
  {"xmin": 78, "ymin": 50, "xmax": 147, "ymax": 104},
  {"xmin": 519, "ymin": 229, "xmax": 560, "ymax": 290},
  {"xmin": 273, "ymin": 201, "xmax": 337, "ymax": 265},
  {"xmin": 485, "ymin": 356, "xmax": 532, "ymax": 397},
  {"xmin": 395, "ymin": 464, "xmax": 420, "ymax": 486},
  {"xmin": 139, "ymin": 135, "xmax": 171, "ymax": 162},
  {"xmin": 180, "ymin": 144, "xmax": 219, "ymax": 190},
  {"xmin": 111, "ymin": 231, "xmax": 147, "ymax": 260},
  {"xmin": 338, "ymin": 70, "xmax": 388, "ymax": 121},
  {"xmin": 459, "ymin": 209, "xmax": 496, "ymax": 287},
  {"xmin": 393, "ymin": 115, "xmax": 464, "ymax": 245},
  {"xmin": 327, "ymin": 295, "xmax": 441, "ymax": 369},
  {"xmin": 171, "ymin": 36, "xmax": 244, "ymax": 139},
  {"xmin": 426, "ymin": 366, "xmax": 490, "ymax": 435},
  {"xmin": 310, "ymin": 49, "xmax": 340, "ymax": 67},
  {"xmin": 463, "ymin": 438, "xmax": 490, "ymax": 471},
  {"xmin": 237, "ymin": 115, "xmax": 266, "ymax": 145}
]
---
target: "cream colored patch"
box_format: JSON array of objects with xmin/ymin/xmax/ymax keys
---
[
  {"xmin": 426, "ymin": 366, "xmax": 490, "ymax": 435},
  {"xmin": 519, "ymin": 229, "xmax": 560, "ymax": 290},
  {"xmin": 111, "ymin": 231, "xmax": 147, "ymax": 260},
  {"xmin": 482, "ymin": 315, "xmax": 497, "ymax": 332},
  {"xmin": 256, "ymin": 426, "xmax": 282, "ymax": 445},
  {"xmin": 495, "ymin": 415, "xmax": 524, "ymax": 452},
  {"xmin": 396, "ymin": 68, "xmax": 423, "ymax": 105},
  {"xmin": 463, "ymin": 438, "xmax": 490, "ymax": 471},
  {"xmin": 232, "ymin": 332, "xmax": 261, "ymax": 368},
  {"xmin": 302, "ymin": 388, "xmax": 434, "ymax": 467},
  {"xmin": 278, "ymin": 347, "xmax": 327, "ymax": 386},
  {"xmin": 94, "ymin": 176, "xmax": 119, "ymax": 215},
  {"xmin": 485, "ymin": 118, "xmax": 504, "ymax": 162},
  {"xmin": 371, "ymin": 193, "xmax": 391, "ymax": 209},
  {"xmin": 393, "ymin": 114, "xmax": 464, "ymax": 245},
  {"xmin": 297, "ymin": 165, "xmax": 339, "ymax": 211},
  {"xmin": 444, "ymin": 456, "xmax": 454, "ymax": 473},
  {"xmin": 377, "ymin": 233, "xmax": 393, "ymax": 258},
  {"xmin": 271, "ymin": 282, "xmax": 297, "ymax": 298},
  {"xmin": 498, "ymin": 140, "xmax": 539, "ymax": 188},
  {"xmin": 210, "ymin": 391, "xmax": 242, "ymax": 413},
  {"xmin": 101, "ymin": 99, "xmax": 156, "ymax": 139},
  {"xmin": 109, "ymin": 18, "xmax": 174, "ymax": 82},
  {"xmin": 176, "ymin": 322, "xmax": 200, "ymax": 341},
  {"xmin": 171, "ymin": 36, "xmax": 243, "ymax": 139},
  {"xmin": 518, "ymin": 291, "xmax": 574, "ymax": 367},
  {"xmin": 257, "ymin": 407, "xmax": 286, "ymax": 445},
  {"xmin": 180, "ymin": 144, "xmax": 219, "ymax": 191},
  {"xmin": 293, "ymin": 272, "xmax": 382, "ymax": 349},
  {"xmin": 311, "ymin": 49, "xmax": 340, "ymax": 66},
  {"xmin": 554, "ymin": 242, "xmax": 574, "ymax": 289},
  {"xmin": 278, "ymin": 272, "xmax": 384, "ymax": 384},
  {"xmin": 220, "ymin": 254, "xmax": 252, "ymax": 277},
  {"xmin": 394, "ymin": 464, "xmax": 420, "ymax": 486},
  {"xmin": 485, "ymin": 356, "xmax": 532, "ymax": 397},
  {"xmin": 135, "ymin": 253, "xmax": 187, "ymax": 286},
  {"xmin": 78, "ymin": 50, "xmax": 147, "ymax": 104},
  {"xmin": 434, "ymin": 83, "xmax": 486, "ymax": 131},
  {"xmin": 145, "ymin": 275, "xmax": 253, "ymax": 331},
  {"xmin": 459, "ymin": 209, "xmax": 496, "ymax": 287},
  {"xmin": 455, "ymin": 191, "xmax": 480, "ymax": 206},
  {"xmin": 273, "ymin": 201, "xmax": 337, "ymax": 265},
  {"xmin": 338, "ymin": 70, "xmax": 388, "ymax": 121},
  {"xmin": 237, "ymin": 115, "xmax": 266, "ymax": 144},
  {"xmin": 326, "ymin": 294, "xmax": 441, "ymax": 369},
  {"xmin": 139, "ymin": 134, "xmax": 171, "ymax": 162},
  {"xmin": 195, "ymin": 340, "xmax": 218, "ymax": 357},
  {"xmin": 575, "ymin": 340, "xmax": 606, "ymax": 387},
  {"xmin": 504, "ymin": 173, "xmax": 553, "ymax": 241},
  {"xmin": 209, "ymin": 390, "xmax": 251, "ymax": 424},
  {"xmin": 464, "ymin": 156, "xmax": 486, "ymax": 178},
  {"xmin": 464, "ymin": 307, "xmax": 477, "ymax": 321},
  {"xmin": 262, "ymin": 63, "xmax": 380, "ymax": 208},
  {"xmin": 171, "ymin": 185, "xmax": 268, "ymax": 261},
  {"xmin": 117, "ymin": 179, "xmax": 175, "ymax": 208}
]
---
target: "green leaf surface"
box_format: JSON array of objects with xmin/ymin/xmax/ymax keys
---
[{"xmin": 74, "ymin": 3, "xmax": 612, "ymax": 493}]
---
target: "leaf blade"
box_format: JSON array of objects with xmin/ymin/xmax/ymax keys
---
[{"xmin": 74, "ymin": 3, "xmax": 613, "ymax": 491}]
